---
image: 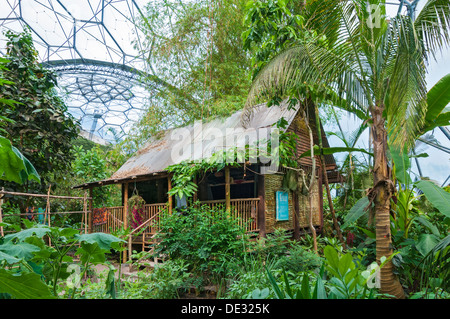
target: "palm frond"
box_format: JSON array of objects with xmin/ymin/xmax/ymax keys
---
[
  {"xmin": 241, "ymin": 37, "xmax": 369, "ymax": 126},
  {"xmin": 420, "ymin": 234, "xmax": 450, "ymax": 293},
  {"xmin": 415, "ymin": 0, "xmax": 450, "ymax": 61},
  {"xmin": 302, "ymin": 0, "xmax": 342, "ymax": 46},
  {"xmin": 385, "ymin": 15, "xmax": 428, "ymax": 148},
  {"xmin": 242, "ymin": 0, "xmax": 380, "ymax": 125}
]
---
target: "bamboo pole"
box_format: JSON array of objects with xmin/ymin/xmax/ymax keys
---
[
  {"xmin": 168, "ymin": 175, "xmax": 172, "ymax": 214},
  {"xmin": 0, "ymin": 190, "xmax": 91, "ymax": 200},
  {"xmin": 123, "ymin": 182, "xmax": 129, "ymax": 262},
  {"xmin": 0, "ymin": 187, "xmax": 4, "ymax": 237},
  {"xmin": 88, "ymin": 187, "xmax": 93, "ymax": 234},
  {"xmin": 257, "ymin": 174, "xmax": 266, "ymax": 238},
  {"xmin": 83, "ymin": 190, "xmax": 88, "ymax": 234},
  {"xmin": 45, "ymin": 186, "xmax": 51, "ymax": 226},
  {"xmin": 225, "ymin": 166, "xmax": 230, "ymax": 212},
  {"xmin": 45, "ymin": 186, "xmax": 51, "ymax": 247}
]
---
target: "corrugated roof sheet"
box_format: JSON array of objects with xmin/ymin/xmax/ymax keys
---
[{"xmin": 110, "ymin": 101, "xmax": 298, "ymax": 180}]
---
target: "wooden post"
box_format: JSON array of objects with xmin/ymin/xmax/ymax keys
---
[
  {"xmin": 225, "ymin": 166, "xmax": 231, "ymax": 212},
  {"xmin": 88, "ymin": 187, "xmax": 93, "ymax": 234},
  {"xmin": 0, "ymin": 187, "xmax": 4, "ymax": 237},
  {"xmin": 167, "ymin": 175, "xmax": 173, "ymax": 214},
  {"xmin": 257, "ymin": 174, "xmax": 266, "ymax": 238},
  {"xmin": 123, "ymin": 182, "xmax": 129, "ymax": 262},
  {"xmin": 46, "ymin": 186, "xmax": 51, "ymax": 247},
  {"xmin": 45, "ymin": 185, "xmax": 51, "ymax": 226},
  {"xmin": 293, "ymin": 191, "xmax": 300, "ymax": 240},
  {"xmin": 83, "ymin": 190, "xmax": 88, "ymax": 234}
]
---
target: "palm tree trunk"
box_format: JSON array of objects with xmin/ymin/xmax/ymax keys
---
[{"xmin": 371, "ymin": 105, "xmax": 405, "ymax": 299}]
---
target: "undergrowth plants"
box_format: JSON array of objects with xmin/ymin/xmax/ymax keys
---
[{"xmin": 0, "ymin": 219, "xmax": 124, "ymax": 299}]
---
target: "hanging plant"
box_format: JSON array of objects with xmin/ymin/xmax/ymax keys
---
[{"xmin": 128, "ymin": 193, "xmax": 146, "ymax": 229}]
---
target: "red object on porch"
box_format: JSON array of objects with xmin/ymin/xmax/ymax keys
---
[{"xmin": 92, "ymin": 207, "xmax": 108, "ymax": 225}]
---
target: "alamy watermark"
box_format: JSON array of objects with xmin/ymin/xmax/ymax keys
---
[
  {"xmin": 170, "ymin": 120, "xmax": 281, "ymax": 174},
  {"xmin": 366, "ymin": 3, "xmax": 383, "ymax": 29}
]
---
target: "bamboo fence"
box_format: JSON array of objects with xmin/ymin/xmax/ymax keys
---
[{"xmin": 0, "ymin": 187, "xmax": 92, "ymax": 237}]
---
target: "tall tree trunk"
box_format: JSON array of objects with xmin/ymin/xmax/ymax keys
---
[
  {"xmin": 303, "ymin": 111, "xmax": 318, "ymax": 254},
  {"xmin": 371, "ymin": 105, "xmax": 405, "ymax": 299},
  {"xmin": 314, "ymin": 105, "xmax": 345, "ymax": 246}
]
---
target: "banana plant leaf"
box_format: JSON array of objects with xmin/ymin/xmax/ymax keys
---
[
  {"xmin": 420, "ymin": 73, "xmax": 450, "ymax": 134},
  {"xmin": 414, "ymin": 180, "xmax": 450, "ymax": 218},
  {"xmin": 342, "ymin": 196, "xmax": 370, "ymax": 229},
  {"xmin": 389, "ymin": 144, "xmax": 412, "ymax": 186},
  {"xmin": 0, "ymin": 135, "xmax": 40, "ymax": 184}
]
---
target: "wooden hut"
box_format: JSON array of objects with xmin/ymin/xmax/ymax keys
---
[{"xmin": 73, "ymin": 100, "xmax": 342, "ymax": 251}]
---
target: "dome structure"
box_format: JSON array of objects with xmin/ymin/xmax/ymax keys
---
[
  {"xmin": 0, "ymin": 0, "xmax": 448, "ymax": 185},
  {"xmin": 0, "ymin": 0, "xmax": 153, "ymax": 143}
]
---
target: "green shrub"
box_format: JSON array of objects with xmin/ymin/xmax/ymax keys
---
[
  {"xmin": 0, "ymin": 220, "xmax": 125, "ymax": 299},
  {"xmin": 274, "ymin": 243, "xmax": 323, "ymax": 273},
  {"xmin": 146, "ymin": 259, "xmax": 193, "ymax": 299},
  {"xmin": 248, "ymin": 229, "xmax": 291, "ymax": 260},
  {"xmin": 152, "ymin": 203, "xmax": 247, "ymax": 282}
]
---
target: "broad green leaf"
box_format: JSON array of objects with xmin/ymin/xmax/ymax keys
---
[
  {"xmin": 4, "ymin": 225, "xmax": 51, "ymax": 242},
  {"xmin": 342, "ymin": 197, "xmax": 370, "ymax": 229},
  {"xmin": 416, "ymin": 234, "xmax": 440, "ymax": 257},
  {"xmin": 356, "ymin": 226, "xmax": 376, "ymax": 239},
  {"xmin": 300, "ymin": 274, "xmax": 310, "ymax": 299},
  {"xmin": 0, "ymin": 269, "xmax": 55, "ymax": 299},
  {"xmin": 415, "ymin": 216, "xmax": 441, "ymax": 237},
  {"xmin": 0, "ymin": 251, "xmax": 21, "ymax": 265},
  {"xmin": 251, "ymin": 288, "xmax": 270, "ymax": 299},
  {"xmin": 0, "ymin": 242, "xmax": 41, "ymax": 260},
  {"xmin": 415, "ymin": 180, "xmax": 450, "ymax": 218},
  {"xmin": 390, "ymin": 145, "xmax": 412, "ymax": 185},
  {"xmin": 328, "ymin": 277, "xmax": 347, "ymax": 298},
  {"xmin": 420, "ymin": 112, "xmax": 450, "ymax": 133},
  {"xmin": 338, "ymin": 253, "xmax": 354, "ymax": 277},
  {"xmin": 76, "ymin": 242, "xmax": 106, "ymax": 264},
  {"xmin": 0, "ymin": 136, "xmax": 40, "ymax": 184},
  {"xmin": 419, "ymin": 73, "xmax": 450, "ymax": 134},
  {"xmin": 104, "ymin": 264, "xmax": 116, "ymax": 299},
  {"xmin": 425, "ymin": 73, "xmax": 450, "ymax": 123},
  {"xmin": 313, "ymin": 275, "xmax": 327, "ymax": 299},
  {"xmin": 60, "ymin": 227, "xmax": 81, "ymax": 238},
  {"xmin": 324, "ymin": 245, "xmax": 339, "ymax": 271},
  {"xmin": 76, "ymin": 232, "xmax": 125, "ymax": 251}
]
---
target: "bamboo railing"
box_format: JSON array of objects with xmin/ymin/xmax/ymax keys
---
[
  {"xmin": 92, "ymin": 206, "xmax": 124, "ymax": 234},
  {"xmin": 142, "ymin": 203, "xmax": 166, "ymax": 236},
  {"xmin": 199, "ymin": 198, "xmax": 259, "ymax": 232},
  {"xmin": 127, "ymin": 208, "xmax": 164, "ymax": 260},
  {"xmin": 91, "ymin": 198, "xmax": 259, "ymax": 252}
]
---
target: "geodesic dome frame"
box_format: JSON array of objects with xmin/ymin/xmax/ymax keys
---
[{"xmin": 0, "ymin": 0, "xmax": 154, "ymax": 143}]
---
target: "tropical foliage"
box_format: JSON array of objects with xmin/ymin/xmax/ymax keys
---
[
  {"xmin": 0, "ymin": 29, "xmax": 79, "ymax": 195},
  {"xmin": 241, "ymin": 0, "xmax": 450, "ymax": 298},
  {"xmin": 0, "ymin": 0, "xmax": 449, "ymax": 301},
  {"xmin": 0, "ymin": 219, "xmax": 124, "ymax": 299}
]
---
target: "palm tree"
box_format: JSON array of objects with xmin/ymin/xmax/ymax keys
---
[{"xmin": 242, "ymin": 0, "xmax": 450, "ymax": 298}]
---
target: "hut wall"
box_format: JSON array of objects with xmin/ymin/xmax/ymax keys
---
[{"xmin": 263, "ymin": 174, "xmax": 321, "ymax": 234}]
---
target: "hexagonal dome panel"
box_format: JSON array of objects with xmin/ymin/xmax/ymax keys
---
[{"xmin": 0, "ymin": 0, "xmax": 153, "ymax": 144}]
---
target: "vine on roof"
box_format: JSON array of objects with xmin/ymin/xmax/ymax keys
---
[{"xmin": 166, "ymin": 119, "xmax": 299, "ymax": 200}]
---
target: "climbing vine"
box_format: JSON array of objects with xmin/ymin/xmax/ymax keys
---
[
  {"xmin": 167, "ymin": 119, "xmax": 300, "ymax": 200},
  {"xmin": 166, "ymin": 148, "xmax": 242, "ymax": 200}
]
